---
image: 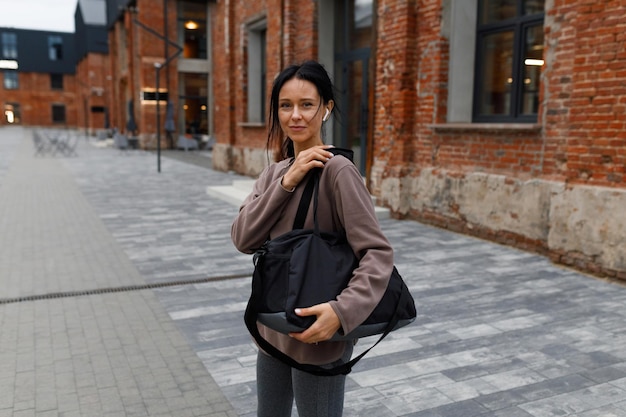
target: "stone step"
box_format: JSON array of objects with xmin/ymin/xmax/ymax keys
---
[{"xmin": 207, "ymin": 180, "xmax": 390, "ymax": 220}]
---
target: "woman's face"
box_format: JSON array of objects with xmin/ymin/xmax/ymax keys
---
[{"xmin": 278, "ymin": 78, "xmax": 332, "ymax": 151}]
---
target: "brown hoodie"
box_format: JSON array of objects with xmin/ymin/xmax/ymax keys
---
[{"xmin": 231, "ymin": 153, "xmax": 393, "ymax": 365}]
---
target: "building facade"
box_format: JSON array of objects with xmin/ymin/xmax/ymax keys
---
[
  {"xmin": 75, "ymin": 0, "xmax": 110, "ymax": 135},
  {"xmin": 104, "ymin": 0, "xmax": 214, "ymax": 149},
  {"xmin": 2, "ymin": 0, "xmax": 624, "ymax": 278},
  {"xmin": 211, "ymin": 0, "xmax": 626, "ymax": 279},
  {"xmin": 0, "ymin": 28, "xmax": 77, "ymax": 127}
]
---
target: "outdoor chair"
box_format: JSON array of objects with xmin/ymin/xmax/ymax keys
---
[
  {"xmin": 56, "ymin": 131, "xmax": 79, "ymax": 157},
  {"xmin": 177, "ymin": 135, "xmax": 199, "ymax": 151},
  {"xmin": 114, "ymin": 133, "xmax": 129, "ymax": 152},
  {"xmin": 33, "ymin": 130, "xmax": 51, "ymax": 156}
]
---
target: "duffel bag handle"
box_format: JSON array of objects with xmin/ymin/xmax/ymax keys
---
[{"xmin": 244, "ymin": 278, "xmax": 412, "ymax": 376}]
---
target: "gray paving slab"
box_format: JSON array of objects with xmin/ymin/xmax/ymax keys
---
[
  {"xmin": 0, "ymin": 128, "xmax": 236, "ymax": 416},
  {"xmin": 3, "ymin": 126, "xmax": 626, "ymax": 416}
]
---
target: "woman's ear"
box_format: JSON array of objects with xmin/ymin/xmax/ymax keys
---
[{"xmin": 323, "ymin": 101, "xmax": 334, "ymax": 122}]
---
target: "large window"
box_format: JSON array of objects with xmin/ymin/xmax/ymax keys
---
[
  {"xmin": 246, "ymin": 19, "xmax": 267, "ymax": 123},
  {"xmin": 3, "ymin": 71, "xmax": 18, "ymax": 89},
  {"xmin": 474, "ymin": 0, "xmax": 544, "ymax": 122},
  {"xmin": 1, "ymin": 32, "xmax": 17, "ymax": 59},
  {"xmin": 52, "ymin": 104, "xmax": 66, "ymax": 123},
  {"xmin": 48, "ymin": 36, "xmax": 63, "ymax": 61},
  {"xmin": 179, "ymin": 1, "xmax": 207, "ymax": 59}
]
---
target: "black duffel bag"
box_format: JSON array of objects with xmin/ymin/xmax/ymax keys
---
[{"xmin": 244, "ymin": 150, "xmax": 416, "ymax": 376}]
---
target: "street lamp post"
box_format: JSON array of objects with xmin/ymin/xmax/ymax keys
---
[
  {"xmin": 132, "ymin": 17, "xmax": 182, "ymax": 173},
  {"xmin": 155, "ymin": 62, "xmax": 162, "ymax": 172}
]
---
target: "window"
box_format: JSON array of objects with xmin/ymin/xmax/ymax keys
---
[
  {"xmin": 50, "ymin": 73, "xmax": 63, "ymax": 90},
  {"xmin": 3, "ymin": 71, "xmax": 18, "ymax": 89},
  {"xmin": 4, "ymin": 103, "xmax": 20, "ymax": 124},
  {"xmin": 474, "ymin": 0, "xmax": 545, "ymax": 122},
  {"xmin": 179, "ymin": 1, "xmax": 207, "ymax": 59},
  {"xmin": 1, "ymin": 32, "xmax": 17, "ymax": 59},
  {"xmin": 141, "ymin": 90, "xmax": 169, "ymax": 102},
  {"xmin": 52, "ymin": 104, "xmax": 66, "ymax": 123},
  {"xmin": 180, "ymin": 73, "xmax": 208, "ymax": 136},
  {"xmin": 246, "ymin": 19, "xmax": 267, "ymax": 123},
  {"xmin": 48, "ymin": 36, "xmax": 63, "ymax": 61}
]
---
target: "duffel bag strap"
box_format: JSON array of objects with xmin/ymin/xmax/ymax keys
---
[
  {"xmin": 244, "ymin": 280, "xmax": 411, "ymax": 376},
  {"xmin": 293, "ymin": 173, "xmax": 316, "ymax": 230}
]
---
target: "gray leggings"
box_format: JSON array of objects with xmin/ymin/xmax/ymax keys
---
[{"xmin": 256, "ymin": 346, "xmax": 353, "ymax": 417}]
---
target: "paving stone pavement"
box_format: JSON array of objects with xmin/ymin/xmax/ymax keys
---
[{"xmin": 2, "ymin": 126, "xmax": 626, "ymax": 416}]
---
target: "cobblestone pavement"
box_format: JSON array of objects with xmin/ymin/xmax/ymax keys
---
[{"xmin": 2, "ymin": 126, "xmax": 626, "ymax": 416}]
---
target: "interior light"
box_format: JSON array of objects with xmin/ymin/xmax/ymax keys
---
[
  {"xmin": 185, "ymin": 20, "xmax": 198, "ymax": 30},
  {"xmin": 0, "ymin": 60, "xmax": 18, "ymax": 70},
  {"xmin": 201, "ymin": 105, "xmax": 207, "ymax": 111},
  {"xmin": 184, "ymin": 105, "xmax": 189, "ymax": 110},
  {"xmin": 524, "ymin": 59, "xmax": 544, "ymax": 66}
]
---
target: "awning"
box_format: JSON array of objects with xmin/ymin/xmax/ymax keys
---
[
  {"xmin": 164, "ymin": 102, "xmax": 175, "ymax": 133},
  {"xmin": 126, "ymin": 99, "xmax": 138, "ymax": 133}
]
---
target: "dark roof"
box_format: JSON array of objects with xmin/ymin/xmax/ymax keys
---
[
  {"xmin": 106, "ymin": 0, "xmax": 135, "ymax": 29},
  {"xmin": 0, "ymin": 28, "xmax": 76, "ymax": 74},
  {"xmin": 78, "ymin": 0, "xmax": 107, "ymax": 25},
  {"xmin": 75, "ymin": 0, "xmax": 108, "ymax": 60}
]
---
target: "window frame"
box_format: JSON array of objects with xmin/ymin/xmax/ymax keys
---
[
  {"xmin": 178, "ymin": 0, "xmax": 208, "ymax": 60},
  {"xmin": 48, "ymin": 36, "xmax": 64, "ymax": 61},
  {"xmin": 3, "ymin": 70, "xmax": 18, "ymax": 89},
  {"xmin": 51, "ymin": 104, "xmax": 66, "ymax": 124},
  {"xmin": 50, "ymin": 73, "xmax": 64, "ymax": 90},
  {"xmin": 1, "ymin": 32, "xmax": 17, "ymax": 59},
  {"xmin": 473, "ymin": 0, "xmax": 544, "ymax": 123},
  {"xmin": 245, "ymin": 18, "xmax": 267, "ymax": 124}
]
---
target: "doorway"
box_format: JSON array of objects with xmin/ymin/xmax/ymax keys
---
[
  {"xmin": 333, "ymin": 0, "xmax": 374, "ymax": 175},
  {"xmin": 179, "ymin": 72, "xmax": 208, "ymax": 140}
]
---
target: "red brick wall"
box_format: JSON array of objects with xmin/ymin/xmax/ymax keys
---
[
  {"xmin": 212, "ymin": 0, "xmax": 319, "ymax": 161},
  {"xmin": 211, "ymin": 0, "xmax": 235, "ymax": 149},
  {"xmin": 384, "ymin": 0, "xmax": 626, "ymax": 188},
  {"xmin": 104, "ymin": 0, "xmax": 182, "ymax": 148},
  {"xmin": 543, "ymin": 0, "xmax": 626, "ymax": 186},
  {"xmin": 372, "ymin": 1, "xmax": 420, "ymax": 183},
  {"xmin": 1, "ymin": 72, "xmax": 78, "ymax": 127},
  {"xmin": 76, "ymin": 53, "xmax": 108, "ymax": 134}
]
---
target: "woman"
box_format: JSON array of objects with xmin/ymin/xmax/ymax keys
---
[{"xmin": 231, "ymin": 60, "xmax": 394, "ymax": 417}]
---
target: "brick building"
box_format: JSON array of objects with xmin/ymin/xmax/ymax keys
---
[
  {"xmin": 211, "ymin": 0, "xmax": 626, "ymax": 279},
  {"xmin": 104, "ymin": 0, "xmax": 214, "ymax": 149},
  {"xmin": 0, "ymin": 28, "xmax": 77, "ymax": 127},
  {"xmin": 3, "ymin": 0, "xmax": 624, "ymax": 278},
  {"xmin": 0, "ymin": 0, "xmax": 109, "ymax": 132},
  {"xmin": 75, "ymin": 0, "xmax": 110, "ymax": 135}
]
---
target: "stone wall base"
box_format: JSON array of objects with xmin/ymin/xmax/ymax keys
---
[
  {"xmin": 377, "ymin": 167, "xmax": 626, "ymax": 280},
  {"xmin": 213, "ymin": 144, "xmax": 268, "ymax": 176}
]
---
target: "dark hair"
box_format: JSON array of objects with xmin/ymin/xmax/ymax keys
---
[{"xmin": 267, "ymin": 60, "xmax": 336, "ymax": 161}]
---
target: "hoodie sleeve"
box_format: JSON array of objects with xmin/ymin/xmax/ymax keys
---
[
  {"xmin": 231, "ymin": 163, "xmax": 296, "ymax": 254},
  {"xmin": 325, "ymin": 161, "xmax": 394, "ymax": 336}
]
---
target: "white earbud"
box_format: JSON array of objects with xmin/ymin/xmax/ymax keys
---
[{"xmin": 323, "ymin": 109, "xmax": 330, "ymax": 122}]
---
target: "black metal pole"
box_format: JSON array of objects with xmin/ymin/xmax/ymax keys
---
[
  {"xmin": 132, "ymin": 17, "xmax": 182, "ymax": 173},
  {"xmin": 156, "ymin": 63, "xmax": 162, "ymax": 173}
]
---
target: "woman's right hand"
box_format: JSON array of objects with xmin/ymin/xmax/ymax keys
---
[{"xmin": 281, "ymin": 145, "xmax": 335, "ymax": 190}]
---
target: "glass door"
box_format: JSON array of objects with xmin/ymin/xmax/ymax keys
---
[{"xmin": 334, "ymin": 0, "xmax": 374, "ymax": 175}]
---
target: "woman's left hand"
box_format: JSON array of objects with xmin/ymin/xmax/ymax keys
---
[{"xmin": 288, "ymin": 303, "xmax": 341, "ymax": 344}]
